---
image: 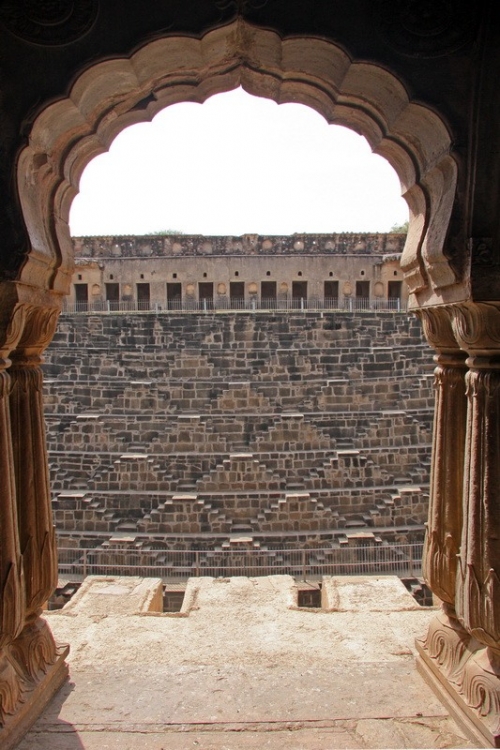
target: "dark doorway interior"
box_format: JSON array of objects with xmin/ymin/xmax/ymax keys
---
[
  {"xmin": 292, "ymin": 280, "xmax": 308, "ymax": 307},
  {"xmin": 230, "ymin": 281, "xmax": 245, "ymax": 308},
  {"xmin": 167, "ymin": 282, "xmax": 182, "ymax": 310},
  {"xmin": 199, "ymin": 282, "xmax": 214, "ymax": 309},
  {"xmin": 74, "ymin": 283, "xmax": 88, "ymax": 310},
  {"xmin": 105, "ymin": 282, "xmax": 120, "ymax": 310},
  {"xmin": 324, "ymin": 280, "xmax": 339, "ymax": 307},
  {"xmin": 137, "ymin": 283, "xmax": 150, "ymax": 310},
  {"xmin": 261, "ymin": 281, "xmax": 277, "ymax": 308}
]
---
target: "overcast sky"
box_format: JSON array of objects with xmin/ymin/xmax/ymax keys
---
[{"xmin": 69, "ymin": 87, "xmax": 409, "ymax": 237}]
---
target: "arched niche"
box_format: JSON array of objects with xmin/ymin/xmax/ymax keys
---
[{"xmin": 17, "ymin": 19, "xmax": 460, "ymax": 311}]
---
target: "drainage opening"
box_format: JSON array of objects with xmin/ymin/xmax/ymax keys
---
[
  {"xmin": 47, "ymin": 581, "xmax": 82, "ymax": 611},
  {"xmin": 163, "ymin": 585, "xmax": 186, "ymax": 613},
  {"xmin": 401, "ymin": 577, "xmax": 434, "ymax": 607},
  {"xmin": 297, "ymin": 582, "xmax": 322, "ymax": 609}
]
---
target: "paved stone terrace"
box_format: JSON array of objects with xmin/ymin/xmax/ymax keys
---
[{"xmin": 20, "ymin": 575, "xmax": 477, "ymax": 749}]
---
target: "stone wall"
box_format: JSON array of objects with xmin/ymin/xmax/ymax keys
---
[
  {"xmin": 69, "ymin": 232, "xmax": 408, "ymax": 310},
  {"xmin": 44, "ymin": 310, "xmax": 433, "ymax": 558}
]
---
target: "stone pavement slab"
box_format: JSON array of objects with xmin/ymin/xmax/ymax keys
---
[{"xmin": 19, "ymin": 576, "xmax": 480, "ymax": 749}]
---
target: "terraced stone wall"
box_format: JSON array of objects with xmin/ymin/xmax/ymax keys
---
[{"xmin": 43, "ymin": 311, "xmax": 433, "ymax": 563}]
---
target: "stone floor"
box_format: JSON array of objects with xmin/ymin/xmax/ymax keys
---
[{"xmin": 19, "ymin": 575, "xmax": 480, "ymax": 749}]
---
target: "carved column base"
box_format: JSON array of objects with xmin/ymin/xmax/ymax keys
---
[
  {"xmin": 417, "ymin": 614, "xmax": 500, "ymax": 747},
  {"xmin": 0, "ymin": 617, "xmax": 69, "ymax": 750}
]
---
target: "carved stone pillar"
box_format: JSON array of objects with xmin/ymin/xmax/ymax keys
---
[
  {"xmin": 417, "ymin": 301, "xmax": 500, "ymax": 748},
  {"xmin": 0, "ymin": 304, "xmax": 26, "ymax": 733},
  {"xmin": 454, "ymin": 302, "xmax": 500, "ymax": 745},
  {"xmin": 415, "ymin": 307, "xmax": 471, "ymax": 688},
  {"xmin": 0, "ymin": 301, "xmax": 68, "ymax": 750}
]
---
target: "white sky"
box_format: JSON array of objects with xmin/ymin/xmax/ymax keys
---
[{"xmin": 69, "ymin": 88, "xmax": 409, "ymax": 237}]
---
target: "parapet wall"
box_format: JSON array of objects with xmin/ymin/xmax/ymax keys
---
[
  {"xmin": 73, "ymin": 233, "xmax": 406, "ymax": 258},
  {"xmin": 69, "ymin": 232, "xmax": 408, "ymax": 312},
  {"xmin": 44, "ymin": 310, "xmax": 433, "ymax": 563}
]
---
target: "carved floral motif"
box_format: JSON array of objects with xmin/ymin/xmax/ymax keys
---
[
  {"xmin": 0, "ymin": 656, "xmax": 22, "ymax": 728},
  {"xmin": 451, "ymin": 302, "xmax": 500, "ymax": 353},
  {"xmin": 422, "ymin": 609, "xmax": 471, "ymax": 685},
  {"xmin": 13, "ymin": 305, "xmax": 60, "ymax": 361},
  {"xmin": 0, "ymin": 0, "xmax": 98, "ymax": 46},
  {"xmin": 375, "ymin": 0, "xmax": 478, "ymax": 58},
  {"xmin": 461, "ymin": 647, "xmax": 500, "ymax": 738},
  {"xmin": 8, "ymin": 617, "xmax": 58, "ymax": 683}
]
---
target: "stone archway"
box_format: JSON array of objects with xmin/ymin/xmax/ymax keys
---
[
  {"xmin": 18, "ymin": 19, "xmax": 460, "ymax": 314},
  {"xmin": 3, "ymin": 17, "xmax": 483, "ymax": 749}
]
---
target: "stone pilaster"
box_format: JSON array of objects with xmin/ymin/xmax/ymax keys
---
[
  {"xmin": 416, "ymin": 307, "xmax": 471, "ymax": 690},
  {"xmin": 417, "ymin": 302, "xmax": 500, "ymax": 748},
  {"xmin": 0, "ymin": 301, "xmax": 68, "ymax": 750},
  {"xmin": 0, "ymin": 304, "xmax": 26, "ymax": 731}
]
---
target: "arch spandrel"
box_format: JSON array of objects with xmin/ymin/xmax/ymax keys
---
[{"xmin": 19, "ymin": 19, "xmax": 463, "ymax": 309}]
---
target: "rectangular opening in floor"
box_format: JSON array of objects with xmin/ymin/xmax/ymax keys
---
[
  {"xmin": 163, "ymin": 585, "xmax": 186, "ymax": 612},
  {"xmin": 47, "ymin": 581, "xmax": 82, "ymax": 610},
  {"xmin": 297, "ymin": 583, "xmax": 322, "ymax": 608}
]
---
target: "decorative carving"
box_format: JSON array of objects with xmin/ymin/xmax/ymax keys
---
[
  {"xmin": 471, "ymin": 237, "xmax": 496, "ymax": 267},
  {"xmin": 8, "ymin": 616, "xmax": 58, "ymax": 683},
  {"xmin": 418, "ymin": 308, "xmax": 466, "ymax": 606},
  {"xmin": 417, "ymin": 307, "xmax": 457, "ymax": 353},
  {"xmin": 422, "ymin": 609, "xmax": 471, "ymax": 685},
  {"xmin": 10, "ymin": 362, "xmax": 57, "ymax": 615},
  {"xmin": 0, "ymin": 370, "xmax": 25, "ymax": 650},
  {"xmin": 451, "ymin": 302, "xmax": 500, "ymax": 353},
  {"xmin": 456, "ymin": 366, "xmax": 500, "ymax": 650},
  {"xmin": 0, "ymin": 655, "xmax": 22, "ymax": 727},
  {"xmin": 461, "ymin": 647, "xmax": 500, "ymax": 739},
  {"xmin": 375, "ymin": 0, "xmax": 478, "ymax": 58},
  {"xmin": 13, "ymin": 305, "xmax": 60, "ymax": 361},
  {"xmin": 0, "ymin": 0, "xmax": 98, "ymax": 46}
]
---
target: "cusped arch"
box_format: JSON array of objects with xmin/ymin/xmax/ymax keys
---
[{"xmin": 18, "ymin": 19, "xmax": 458, "ymax": 308}]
